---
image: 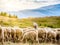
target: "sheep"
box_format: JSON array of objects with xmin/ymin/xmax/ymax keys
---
[
  {"xmin": 23, "ymin": 28, "xmax": 36, "ymax": 34},
  {"xmin": 15, "ymin": 28, "xmax": 23, "ymax": 42},
  {"xmin": 0, "ymin": 26, "xmax": 4, "ymax": 45},
  {"xmin": 33, "ymin": 22, "xmax": 38, "ymax": 29},
  {"xmin": 46, "ymin": 28, "xmax": 57, "ymax": 43},
  {"xmin": 11, "ymin": 26, "xmax": 23, "ymax": 42},
  {"xmin": 38, "ymin": 28, "xmax": 47, "ymax": 42},
  {"xmin": 23, "ymin": 31, "xmax": 36, "ymax": 43},
  {"xmin": 56, "ymin": 32, "xmax": 60, "ymax": 44},
  {"xmin": 6, "ymin": 27, "xmax": 12, "ymax": 41},
  {"xmin": 0, "ymin": 26, "xmax": 8, "ymax": 45},
  {"xmin": 55, "ymin": 28, "xmax": 60, "ymax": 43},
  {"xmin": 21, "ymin": 29, "xmax": 39, "ymax": 44},
  {"xmin": 0, "ymin": 25, "xmax": 60, "ymax": 44},
  {"xmin": 11, "ymin": 27, "xmax": 16, "ymax": 42},
  {"xmin": 38, "ymin": 27, "xmax": 57, "ymax": 43}
]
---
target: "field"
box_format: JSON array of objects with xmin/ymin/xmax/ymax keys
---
[
  {"xmin": 0, "ymin": 12, "xmax": 60, "ymax": 45},
  {"xmin": 0, "ymin": 12, "xmax": 60, "ymax": 28}
]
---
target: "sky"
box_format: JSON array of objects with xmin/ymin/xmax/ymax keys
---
[
  {"xmin": 0, "ymin": 0, "xmax": 60, "ymax": 11},
  {"xmin": 0, "ymin": 0, "xmax": 60, "ymax": 18}
]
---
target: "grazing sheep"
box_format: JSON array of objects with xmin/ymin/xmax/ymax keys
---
[
  {"xmin": 0, "ymin": 26, "xmax": 4, "ymax": 45},
  {"xmin": 46, "ymin": 28, "xmax": 57, "ymax": 43},
  {"xmin": 11, "ymin": 26, "xmax": 23, "ymax": 42},
  {"xmin": 16, "ymin": 28, "xmax": 23, "ymax": 42},
  {"xmin": 11, "ymin": 27, "xmax": 16, "ymax": 42},
  {"xmin": 0, "ymin": 25, "xmax": 60, "ymax": 44},
  {"xmin": 38, "ymin": 28, "xmax": 47, "ymax": 42},
  {"xmin": 55, "ymin": 28, "xmax": 60, "ymax": 43},
  {"xmin": 22, "ymin": 29, "xmax": 39, "ymax": 43},
  {"xmin": 24, "ymin": 32, "xmax": 36, "ymax": 42},
  {"xmin": 0, "ymin": 26, "xmax": 7, "ymax": 45},
  {"xmin": 6, "ymin": 27, "xmax": 12, "ymax": 41},
  {"xmin": 40, "ymin": 27, "xmax": 57, "ymax": 43}
]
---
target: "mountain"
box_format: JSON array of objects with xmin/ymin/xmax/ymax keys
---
[
  {"xmin": 8, "ymin": 4, "xmax": 60, "ymax": 18},
  {"xmin": 32, "ymin": 4, "xmax": 60, "ymax": 16}
]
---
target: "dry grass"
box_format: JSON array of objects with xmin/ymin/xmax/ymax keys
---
[{"xmin": 0, "ymin": 42, "xmax": 58, "ymax": 45}]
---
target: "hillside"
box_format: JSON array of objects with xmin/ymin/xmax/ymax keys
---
[
  {"xmin": 0, "ymin": 12, "xmax": 18, "ymax": 27},
  {"xmin": 20, "ymin": 16, "xmax": 60, "ymax": 28},
  {"xmin": 31, "ymin": 16, "xmax": 60, "ymax": 28},
  {"xmin": 0, "ymin": 12, "xmax": 60, "ymax": 28}
]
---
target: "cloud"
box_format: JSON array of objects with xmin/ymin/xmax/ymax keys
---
[
  {"xmin": 0, "ymin": 0, "xmax": 60, "ymax": 11},
  {"xmin": 20, "ymin": 0, "xmax": 60, "ymax": 2}
]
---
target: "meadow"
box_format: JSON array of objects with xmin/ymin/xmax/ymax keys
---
[{"xmin": 0, "ymin": 12, "xmax": 60, "ymax": 28}]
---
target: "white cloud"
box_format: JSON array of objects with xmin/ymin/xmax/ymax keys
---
[{"xmin": 0, "ymin": 0, "xmax": 60, "ymax": 11}]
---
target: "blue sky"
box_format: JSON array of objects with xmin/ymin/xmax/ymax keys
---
[
  {"xmin": 8, "ymin": 4, "xmax": 60, "ymax": 18},
  {"xmin": 0, "ymin": 0, "xmax": 60, "ymax": 18}
]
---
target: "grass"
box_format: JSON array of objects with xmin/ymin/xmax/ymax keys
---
[
  {"xmin": 0, "ymin": 12, "xmax": 60, "ymax": 28},
  {"xmin": 0, "ymin": 42, "xmax": 58, "ymax": 45}
]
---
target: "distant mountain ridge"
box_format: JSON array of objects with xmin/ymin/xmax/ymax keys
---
[
  {"xmin": 0, "ymin": 4, "xmax": 60, "ymax": 18},
  {"xmin": 7, "ymin": 4, "xmax": 60, "ymax": 18},
  {"xmin": 32, "ymin": 4, "xmax": 60, "ymax": 15}
]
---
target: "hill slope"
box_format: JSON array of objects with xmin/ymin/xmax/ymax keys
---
[{"xmin": 0, "ymin": 12, "xmax": 60, "ymax": 28}]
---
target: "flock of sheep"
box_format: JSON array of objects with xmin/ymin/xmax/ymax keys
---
[{"xmin": 0, "ymin": 25, "xmax": 60, "ymax": 45}]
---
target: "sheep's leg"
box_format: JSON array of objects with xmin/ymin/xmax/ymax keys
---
[
  {"xmin": 51, "ymin": 37, "xmax": 53, "ymax": 43},
  {"xmin": 1, "ymin": 36, "xmax": 4, "ymax": 45},
  {"xmin": 37, "ymin": 40, "xmax": 39, "ymax": 45},
  {"xmin": 21, "ymin": 34, "xmax": 26, "ymax": 42},
  {"xmin": 13, "ymin": 33, "xmax": 16, "ymax": 42},
  {"xmin": 9, "ymin": 34, "xmax": 12, "ymax": 41},
  {"xmin": 58, "ymin": 36, "xmax": 60, "ymax": 44},
  {"xmin": 36, "ymin": 30, "xmax": 39, "ymax": 45},
  {"xmin": 21, "ymin": 34, "xmax": 25, "ymax": 42},
  {"xmin": 2, "ymin": 39, "xmax": 4, "ymax": 45},
  {"xmin": 6, "ymin": 34, "xmax": 8, "ymax": 41},
  {"xmin": 45, "ymin": 33, "xmax": 47, "ymax": 43},
  {"xmin": 26, "ymin": 39, "xmax": 27, "ymax": 43},
  {"xmin": 54, "ymin": 37, "xmax": 57, "ymax": 43},
  {"xmin": 36, "ymin": 30, "xmax": 38, "ymax": 41},
  {"xmin": 1, "ymin": 31, "xmax": 4, "ymax": 45}
]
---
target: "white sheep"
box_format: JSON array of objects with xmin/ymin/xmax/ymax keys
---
[{"xmin": 21, "ymin": 29, "xmax": 39, "ymax": 44}]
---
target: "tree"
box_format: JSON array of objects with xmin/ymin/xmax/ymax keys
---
[{"xmin": 0, "ymin": 12, "xmax": 7, "ymax": 16}]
